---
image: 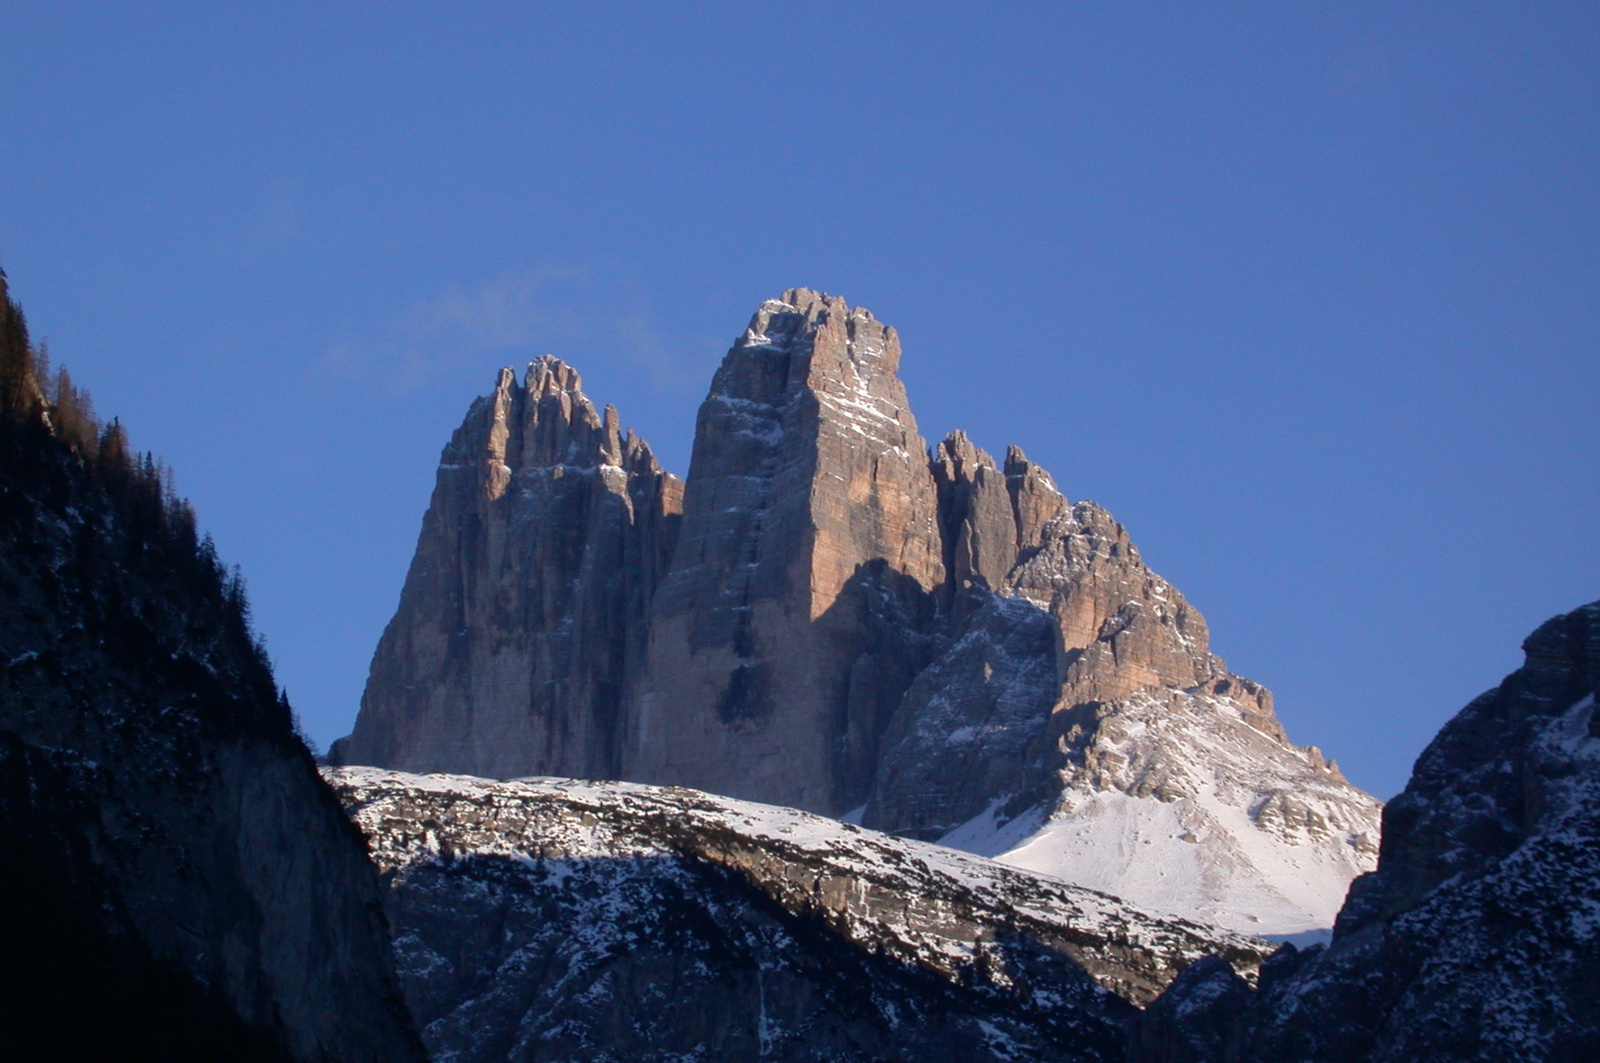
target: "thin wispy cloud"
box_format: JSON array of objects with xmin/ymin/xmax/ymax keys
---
[{"xmin": 318, "ymin": 265, "xmax": 721, "ymax": 398}]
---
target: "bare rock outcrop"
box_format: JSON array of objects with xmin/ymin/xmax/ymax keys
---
[
  {"xmin": 869, "ymin": 440, "xmax": 1380, "ymax": 935},
  {"xmin": 334, "ymin": 355, "xmax": 682, "ymax": 779},
  {"xmin": 626, "ymin": 290, "xmax": 945, "ymax": 812},
  {"xmin": 1140, "ymin": 600, "xmax": 1600, "ymax": 1062}
]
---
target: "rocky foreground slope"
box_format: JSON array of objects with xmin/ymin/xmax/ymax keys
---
[
  {"xmin": 337, "ymin": 289, "xmax": 1379, "ymax": 934},
  {"xmin": 328, "ymin": 766, "xmax": 1275, "ymax": 1063},
  {"xmin": 1139, "ymin": 600, "xmax": 1600, "ymax": 1062},
  {"xmin": 0, "ymin": 272, "xmax": 423, "ymax": 1063}
]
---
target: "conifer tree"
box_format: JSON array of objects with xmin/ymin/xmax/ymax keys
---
[{"xmin": 0, "ymin": 265, "xmax": 38, "ymax": 420}]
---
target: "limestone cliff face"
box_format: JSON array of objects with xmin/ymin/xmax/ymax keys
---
[
  {"xmin": 334, "ymin": 356, "xmax": 682, "ymax": 779},
  {"xmin": 626, "ymin": 290, "xmax": 944, "ymax": 812},
  {"xmin": 931, "ymin": 432, "xmax": 1066, "ymax": 603}
]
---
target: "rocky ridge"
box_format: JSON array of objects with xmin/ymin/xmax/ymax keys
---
[
  {"xmin": 870, "ymin": 438, "xmax": 1380, "ymax": 933},
  {"xmin": 1142, "ymin": 599, "xmax": 1600, "ymax": 1062},
  {"xmin": 338, "ymin": 289, "xmax": 1381, "ymax": 933},
  {"xmin": 329, "ymin": 766, "xmax": 1276, "ymax": 1062}
]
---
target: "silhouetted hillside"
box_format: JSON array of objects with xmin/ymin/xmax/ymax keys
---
[{"xmin": 0, "ymin": 266, "xmax": 424, "ymax": 1063}]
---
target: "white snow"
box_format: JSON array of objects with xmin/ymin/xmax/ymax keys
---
[
  {"xmin": 328, "ymin": 765, "xmax": 1275, "ymax": 1002},
  {"xmin": 943, "ymin": 790, "xmax": 1363, "ymax": 935},
  {"xmin": 936, "ymin": 687, "xmax": 1382, "ymax": 937}
]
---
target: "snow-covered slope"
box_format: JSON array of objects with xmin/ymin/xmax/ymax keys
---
[
  {"xmin": 941, "ymin": 686, "xmax": 1381, "ymax": 936},
  {"xmin": 328, "ymin": 767, "xmax": 1276, "ymax": 1062}
]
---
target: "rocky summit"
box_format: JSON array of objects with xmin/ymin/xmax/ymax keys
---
[
  {"xmin": 334, "ymin": 355, "xmax": 682, "ymax": 781},
  {"xmin": 336, "ymin": 288, "xmax": 1380, "ymax": 933}
]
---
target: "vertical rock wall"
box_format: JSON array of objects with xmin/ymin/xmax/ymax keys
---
[
  {"xmin": 625, "ymin": 291, "xmax": 944, "ymax": 812},
  {"xmin": 335, "ymin": 356, "xmax": 681, "ymax": 779}
]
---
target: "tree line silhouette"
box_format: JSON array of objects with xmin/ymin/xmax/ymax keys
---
[{"xmin": 0, "ymin": 264, "xmax": 284, "ymax": 735}]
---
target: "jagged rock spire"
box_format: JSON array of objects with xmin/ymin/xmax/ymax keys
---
[
  {"xmin": 333, "ymin": 360, "xmax": 681, "ymax": 778},
  {"xmin": 626, "ymin": 289, "xmax": 943, "ymax": 812}
]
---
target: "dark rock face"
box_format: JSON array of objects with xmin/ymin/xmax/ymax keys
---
[
  {"xmin": 328, "ymin": 767, "xmax": 1276, "ymax": 1063},
  {"xmin": 336, "ymin": 356, "xmax": 682, "ymax": 779},
  {"xmin": 0, "ymin": 286, "xmax": 423, "ymax": 1063},
  {"xmin": 338, "ymin": 290, "xmax": 1378, "ymax": 931},
  {"xmin": 1144, "ymin": 600, "xmax": 1600, "ymax": 1062},
  {"xmin": 866, "ymin": 590, "xmax": 1061, "ymax": 838}
]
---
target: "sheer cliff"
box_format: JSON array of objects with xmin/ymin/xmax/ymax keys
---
[
  {"xmin": 335, "ymin": 355, "xmax": 682, "ymax": 778},
  {"xmin": 627, "ymin": 291, "xmax": 945, "ymax": 812},
  {"xmin": 339, "ymin": 288, "xmax": 1379, "ymax": 934},
  {"xmin": 0, "ymin": 271, "xmax": 423, "ymax": 1063}
]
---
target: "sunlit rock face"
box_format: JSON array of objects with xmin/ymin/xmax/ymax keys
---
[
  {"xmin": 868, "ymin": 447, "xmax": 1382, "ymax": 935},
  {"xmin": 337, "ymin": 289, "xmax": 1380, "ymax": 935},
  {"xmin": 326, "ymin": 767, "xmax": 1276, "ymax": 1063},
  {"xmin": 335, "ymin": 355, "xmax": 682, "ymax": 780},
  {"xmin": 626, "ymin": 290, "xmax": 946, "ymax": 813}
]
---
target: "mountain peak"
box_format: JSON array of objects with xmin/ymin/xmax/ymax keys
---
[
  {"xmin": 524, "ymin": 352, "xmax": 585, "ymax": 398},
  {"xmin": 343, "ymin": 291, "xmax": 1379, "ymax": 934}
]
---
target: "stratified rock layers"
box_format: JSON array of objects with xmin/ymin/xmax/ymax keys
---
[{"xmin": 340, "ymin": 289, "xmax": 1380, "ymax": 932}]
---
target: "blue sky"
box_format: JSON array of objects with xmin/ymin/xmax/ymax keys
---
[{"xmin": 2, "ymin": 2, "xmax": 1595, "ymax": 799}]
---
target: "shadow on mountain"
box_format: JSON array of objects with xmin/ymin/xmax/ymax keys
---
[
  {"xmin": 862, "ymin": 582, "xmax": 1062, "ymax": 840},
  {"xmin": 382, "ymin": 849, "xmax": 1131, "ymax": 1063},
  {"xmin": 0, "ymin": 736, "xmax": 288, "ymax": 1063},
  {"xmin": 0, "ymin": 269, "xmax": 424, "ymax": 1062}
]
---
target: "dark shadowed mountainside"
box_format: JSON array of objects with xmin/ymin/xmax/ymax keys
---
[
  {"xmin": 0, "ymin": 268, "xmax": 424, "ymax": 1063},
  {"xmin": 1138, "ymin": 599, "xmax": 1600, "ymax": 1062}
]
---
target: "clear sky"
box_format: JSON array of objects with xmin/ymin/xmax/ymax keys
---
[{"xmin": 2, "ymin": 2, "xmax": 1594, "ymax": 799}]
